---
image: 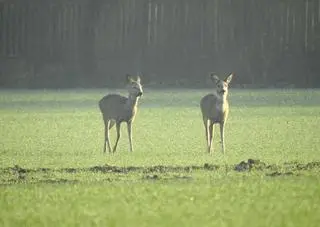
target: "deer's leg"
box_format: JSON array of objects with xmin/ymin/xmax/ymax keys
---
[
  {"xmin": 104, "ymin": 119, "xmax": 112, "ymax": 153},
  {"xmin": 219, "ymin": 122, "xmax": 225, "ymax": 154},
  {"xmin": 112, "ymin": 122, "xmax": 121, "ymax": 153},
  {"xmin": 109, "ymin": 120, "xmax": 116, "ymax": 129},
  {"xmin": 127, "ymin": 121, "xmax": 133, "ymax": 152},
  {"xmin": 203, "ymin": 118, "xmax": 210, "ymax": 153},
  {"xmin": 209, "ymin": 122, "xmax": 214, "ymax": 153}
]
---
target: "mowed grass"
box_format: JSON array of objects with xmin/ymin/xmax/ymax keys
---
[{"xmin": 0, "ymin": 88, "xmax": 320, "ymax": 227}]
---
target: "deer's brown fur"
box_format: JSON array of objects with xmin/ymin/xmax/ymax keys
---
[
  {"xmin": 99, "ymin": 74, "xmax": 143, "ymax": 153},
  {"xmin": 200, "ymin": 73, "xmax": 233, "ymax": 154}
]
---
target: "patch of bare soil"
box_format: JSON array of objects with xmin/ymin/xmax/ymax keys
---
[
  {"xmin": 82, "ymin": 164, "xmax": 218, "ymax": 174},
  {"xmin": 233, "ymin": 159, "xmax": 320, "ymax": 177},
  {"xmin": 1, "ymin": 160, "xmax": 319, "ymax": 184},
  {"xmin": 265, "ymin": 172, "xmax": 294, "ymax": 177},
  {"xmin": 234, "ymin": 159, "xmax": 269, "ymax": 172}
]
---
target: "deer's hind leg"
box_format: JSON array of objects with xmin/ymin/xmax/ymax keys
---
[
  {"xmin": 112, "ymin": 122, "xmax": 121, "ymax": 153},
  {"xmin": 103, "ymin": 118, "xmax": 112, "ymax": 153},
  {"xmin": 109, "ymin": 120, "xmax": 116, "ymax": 129},
  {"xmin": 209, "ymin": 122, "xmax": 215, "ymax": 153},
  {"xmin": 203, "ymin": 117, "xmax": 212, "ymax": 153}
]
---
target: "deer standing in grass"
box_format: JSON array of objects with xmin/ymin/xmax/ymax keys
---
[
  {"xmin": 99, "ymin": 74, "xmax": 143, "ymax": 153},
  {"xmin": 200, "ymin": 73, "xmax": 233, "ymax": 154}
]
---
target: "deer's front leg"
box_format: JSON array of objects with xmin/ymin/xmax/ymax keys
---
[
  {"xmin": 203, "ymin": 119, "xmax": 210, "ymax": 153},
  {"xmin": 104, "ymin": 119, "xmax": 112, "ymax": 153},
  {"xmin": 219, "ymin": 122, "xmax": 225, "ymax": 154},
  {"xmin": 127, "ymin": 121, "xmax": 133, "ymax": 152}
]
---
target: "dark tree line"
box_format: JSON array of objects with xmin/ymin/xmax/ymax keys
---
[{"xmin": 0, "ymin": 0, "xmax": 320, "ymax": 88}]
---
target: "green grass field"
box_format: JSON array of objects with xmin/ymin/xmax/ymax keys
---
[{"xmin": 1, "ymin": 88, "xmax": 320, "ymax": 226}]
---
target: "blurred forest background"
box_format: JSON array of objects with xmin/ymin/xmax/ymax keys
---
[{"xmin": 0, "ymin": 0, "xmax": 320, "ymax": 89}]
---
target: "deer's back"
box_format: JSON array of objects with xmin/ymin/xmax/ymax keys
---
[
  {"xmin": 99, "ymin": 94, "xmax": 134, "ymax": 122},
  {"xmin": 200, "ymin": 94, "xmax": 229, "ymax": 123}
]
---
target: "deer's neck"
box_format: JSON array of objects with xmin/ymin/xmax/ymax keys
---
[
  {"xmin": 214, "ymin": 91, "xmax": 228, "ymax": 103},
  {"xmin": 127, "ymin": 95, "xmax": 140, "ymax": 109}
]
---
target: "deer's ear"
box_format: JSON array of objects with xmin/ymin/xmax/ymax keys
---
[
  {"xmin": 210, "ymin": 73, "xmax": 220, "ymax": 84},
  {"xmin": 224, "ymin": 73, "xmax": 233, "ymax": 84},
  {"xmin": 126, "ymin": 74, "xmax": 134, "ymax": 83}
]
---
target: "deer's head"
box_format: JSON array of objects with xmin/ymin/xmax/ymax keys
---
[
  {"xmin": 126, "ymin": 74, "xmax": 143, "ymax": 97},
  {"xmin": 210, "ymin": 73, "xmax": 233, "ymax": 96}
]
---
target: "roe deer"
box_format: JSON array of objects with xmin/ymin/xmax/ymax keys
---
[
  {"xmin": 200, "ymin": 73, "xmax": 233, "ymax": 154},
  {"xmin": 99, "ymin": 74, "xmax": 143, "ymax": 153}
]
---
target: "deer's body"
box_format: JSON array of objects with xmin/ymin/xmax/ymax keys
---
[
  {"xmin": 99, "ymin": 75, "xmax": 143, "ymax": 153},
  {"xmin": 200, "ymin": 93, "xmax": 229, "ymax": 124},
  {"xmin": 200, "ymin": 73, "xmax": 233, "ymax": 154},
  {"xmin": 99, "ymin": 94, "xmax": 138, "ymax": 124}
]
